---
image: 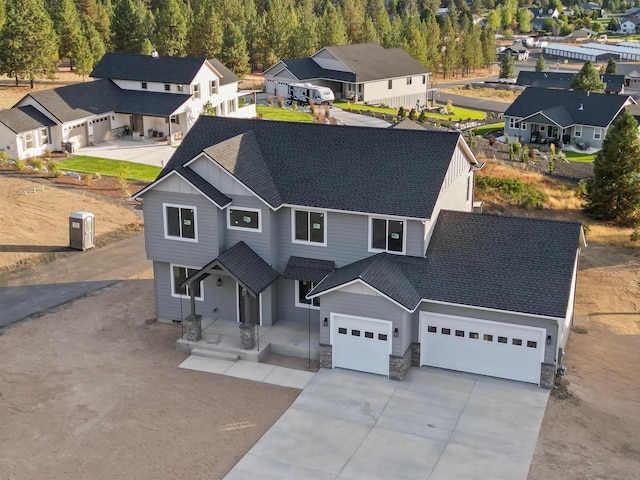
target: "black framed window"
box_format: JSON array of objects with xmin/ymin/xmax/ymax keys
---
[
  {"xmin": 297, "ymin": 280, "xmax": 319, "ymax": 308},
  {"xmin": 165, "ymin": 205, "xmax": 196, "ymax": 240},
  {"xmin": 228, "ymin": 208, "xmax": 260, "ymax": 230},
  {"xmin": 371, "ymin": 218, "xmax": 404, "ymax": 253},
  {"xmin": 294, "ymin": 210, "xmax": 325, "ymax": 244},
  {"xmin": 172, "ymin": 265, "xmax": 202, "ymax": 299}
]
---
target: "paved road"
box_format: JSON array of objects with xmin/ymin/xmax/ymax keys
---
[
  {"xmin": 0, "ymin": 234, "xmax": 151, "ymax": 329},
  {"xmin": 437, "ymin": 92, "xmax": 511, "ymax": 114}
]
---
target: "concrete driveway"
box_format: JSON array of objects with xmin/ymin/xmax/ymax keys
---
[
  {"xmin": 76, "ymin": 136, "xmax": 176, "ymax": 166},
  {"xmin": 225, "ymin": 367, "xmax": 549, "ymax": 480}
]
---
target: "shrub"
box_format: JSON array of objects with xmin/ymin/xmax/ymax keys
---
[
  {"xmin": 14, "ymin": 159, "xmax": 26, "ymax": 171},
  {"xmin": 30, "ymin": 157, "xmax": 44, "ymax": 170},
  {"xmin": 49, "ymin": 160, "xmax": 62, "ymax": 178},
  {"xmin": 83, "ymin": 173, "xmax": 93, "ymax": 186},
  {"xmin": 117, "ymin": 165, "xmax": 130, "ymax": 196},
  {"xmin": 0, "ymin": 150, "xmax": 9, "ymax": 166},
  {"xmin": 398, "ymin": 106, "xmax": 406, "ymax": 117},
  {"xmin": 44, "ymin": 148, "xmax": 52, "ymax": 159},
  {"xmin": 408, "ymin": 108, "xmax": 417, "ymax": 120}
]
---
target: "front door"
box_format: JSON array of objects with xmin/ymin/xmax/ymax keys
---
[
  {"xmin": 130, "ymin": 115, "xmax": 144, "ymax": 135},
  {"xmin": 238, "ymin": 285, "xmax": 260, "ymax": 325}
]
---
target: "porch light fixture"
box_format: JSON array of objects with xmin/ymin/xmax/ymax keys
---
[
  {"xmin": 216, "ymin": 278, "xmax": 222, "ymax": 287},
  {"xmin": 393, "ymin": 328, "xmax": 399, "ymax": 338},
  {"xmin": 323, "ymin": 317, "xmax": 328, "ymax": 327},
  {"xmin": 546, "ymin": 335, "xmax": 552, "ymax": 345}
]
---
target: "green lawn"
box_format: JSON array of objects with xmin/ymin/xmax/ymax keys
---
[
  {"xmin": 562, "ymin": 150, "xmax": 595, "ymax": 163},
  {"xmin": 333, "ymin": 101, "xmax": 486, "ymax": 121},
  {"xmin": 60, "ymin": 156, "xmax": 162, "ymax": 181},
  {"xmin": 473, "ymin": 122, "xmax": 504, "ymax": 136},
  {"xmin": 257, "ymin": 105, "xmax": 313, "ymax": 122},
  {"xmin": 333, "ymin": 100, "xmax": 397, "ymax": 115}
]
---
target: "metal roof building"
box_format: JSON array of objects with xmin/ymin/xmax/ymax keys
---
[{"xmin": 543, "ymin": 43, "xmax": 620, "ymax": 62}]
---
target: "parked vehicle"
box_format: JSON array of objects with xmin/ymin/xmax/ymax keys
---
[{"xmin": 287, "ymin": 83, "xmax": 335, "ymax": 106}]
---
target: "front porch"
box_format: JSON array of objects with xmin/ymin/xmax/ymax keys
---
[{"xmin": 176, "ymin": 317, "xmax": 321, "ymax": 365}]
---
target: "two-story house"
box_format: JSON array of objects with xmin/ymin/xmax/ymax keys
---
[
  {"xmin": 263, "ymin": 43, "xmax": 431, "ymax": 108},
  {"xmin": 0, "ymin": 52, "xmax": 256, "ymax": 160},
  {"xmin": 133, "ymin": 116, "xmax": 585, "ymax": 388}
]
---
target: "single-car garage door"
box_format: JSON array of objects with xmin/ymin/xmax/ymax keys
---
[
  {"xmin": 332, "ymin": 313, "xmax": 392, "ymax": 376},
  {"xmin": 89, "ymin": 116, "xmax": 112, "ymax": 143},
  {"xmin": 420, "ymin": 313, "xmax": 545, "ymax": 385}
]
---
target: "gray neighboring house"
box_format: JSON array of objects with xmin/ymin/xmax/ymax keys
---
[
  {"xmin": 263, "ymin": 43, "xmax": 431, "ymax": 108},
  {"xmin": 504, "ymin": 87, "xmax": 635, "ymax": 148},
  {"xmin": 133, "ymin": 116, "xmax": 584, "ymax": 387},
  {"xmin": 515, "ymin": 71, "xmax": 626, "ymax": 94}
]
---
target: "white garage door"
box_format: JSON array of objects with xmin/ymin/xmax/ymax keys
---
[
  {"xmin": 332, "ymin": 313, "xmax": 392, "ymax": 377},
  {"xmin": 265, "ymin": 78, "xmax": 277, "ymax": 95},
  {"xmin": 68, "ymin": 122, "xmax": 87, "ymax": 148},
  {"xmin": 420, "ymin": 313, "xmax": 545, "ymax": 385},
  {"xmin": 276, "ymin": 80, "xmax": 289, "ymax": 98}
]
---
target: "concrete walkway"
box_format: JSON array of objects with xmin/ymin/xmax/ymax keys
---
[{"xmin": 224, "ymin": 367, "xmax": 549, "ymax": 480}]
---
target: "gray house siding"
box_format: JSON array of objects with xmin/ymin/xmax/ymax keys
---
[
  {"xmin": 153, "ymin": 261, "xmax": 229, "ymax": 322},
  {"xmin": 278, "ymin": 278, "xmax": 321, "ymax": 324},
  {"xmin": 320, "ymin": 291, "xmax": 407, "ymax": 357},
  {"xmin": 413, "ymin": 302, "xmax": 559, "ymax": 364},
  {"xmin": 143, "ymin": 190, "xmax": 220, "ymax": 267},
  {"xmin": 222, "ymin": 195, "xmax": 273, "ymax": 264}
]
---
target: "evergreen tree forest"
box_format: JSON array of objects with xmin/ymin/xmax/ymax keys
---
[{"xmin": 0, "ymin": 0, "xmax": 513, "ymax": 81}]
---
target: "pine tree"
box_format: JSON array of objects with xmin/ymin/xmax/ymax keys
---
[
  {"xmin": 153, "ymin": 0, "xmax": 188, "ymax": 56},
  {"xmin": 400, "ymin": 15, "xmax": 428, "ymax": 67},
  {"xmin": 318, "ymin": 3, "xmax": 347, "ymax": 47},
  {"xmin": 584, "ymin": 110, "xmax": 640, "ymax": 227},
  {"xmin": 340, "ymin": 0, "xmax": 366, "ymax": 43},
  {"xmin": 80, "ymin": 13, "xmax": 106, "ymax": 66},
  {"xmin": 535, "ymin": 54, "xmax": 546, "ymax": 72},
  {"xmin": 571, "ymin": 60, "xmax": 606, "ymax": 92},
  {"xmin": 289, "ymin": 0, "xmax": 319, "ymax": 58},
  {"xmin": 605, "ymin": 57, "xmax": 617, "ymax": 74},
  {"xmin": 423, "ymin": 16, "xmax": 440, "ymax": 74},
  {"xmin": 0, "ymin": 0, "xmax": 59, "ymax": 88},
  {"xmin": 219, "ymin": 23, "xmax": 249, "ymax": 75},
  {"xmin": 440, "ymin": 15, "xmax": 459, "ymax": 79},
  {"xmin": 187, "ymin": 0, "xmax": 222, "ymax": 58},
  {"xmin": 111, "ymin": 0, "xmax": 153, "ymax": 54},
  {"xmin": 49, "ymin": 0, "xmax": 83, "ymax": 69},
  {"xmin": 499, "ymin": 52, "xmax": 515, "ymax": 79},
  {"xmin": 480, "ymin": 27, "xmax": 496, "ymax": 67}
]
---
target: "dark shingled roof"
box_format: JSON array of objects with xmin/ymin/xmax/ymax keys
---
[
  {"xmin": 321, "ymin": 43, "xmax": 429, "ymax": 82},
  {"xmin": 0, "ymin": 105, "xmax": 55, "ymax": 133},
  {"xmin": 310, "ymin": 211, "xmax": 583, "ymax": 318},
  {"xmin": 274, "ymin": 58, "xmax": 355, "ymax": 83},
  {"xmin": 25, "ymin": 79, "xmax": 191, "ymax": 122},
  {"xmin": 515, "ymin": 71, "xmax": 625, "ymax": 93},
  {"xmin": 177, "ymin": 168, "xmax": 231, "ymax": 208},
  {"xmin": 90, "ymin": 52, "xmax": 208, "ymax": 84},
  {"xmin": 207, "ymin": 58, "xmax": 240, "ymax": 86},
  {"xmin": 504, "ymin": 87, "xmax": 632, "ymax": 128},
  {"xmin": 283, "ymin": 256, "xmax": 335, "ymax": 282},
  {"xmin": 158, "ymin": 116, "xmax": 467, "ymax": 219},
  {"xmin": 215, "ymin": 241, "xmax": 279, "ymax": 295}
]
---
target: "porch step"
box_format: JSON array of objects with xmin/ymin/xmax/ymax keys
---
[{"xmin": 190, "ymin": 347, "xmax": 239, "ymax": 362}]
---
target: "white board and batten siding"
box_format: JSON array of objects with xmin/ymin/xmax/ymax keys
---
[{"xmin": 420, "ymin": 312, "xmax": 546, "ymax": 385}]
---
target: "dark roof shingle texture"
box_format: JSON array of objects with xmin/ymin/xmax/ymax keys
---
[
  {"xmin": 162, "ymin": 116, "xmax": 463, "ymax": 219},
  {"xmin": 216, "ymin": 241, "xmax": 279, "ymax": 295},
  {"xmin": 283, "ymin": 257, "xmax": 335, "ymax": 282},
  {"xmin": 90, "ymin": 52, "xmax": 207, "ymax": 84},
  {"xmin": 0, "ymin": 105, "xmax": 55, "ymax": 133}
]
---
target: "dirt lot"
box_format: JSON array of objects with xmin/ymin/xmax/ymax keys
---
[{"xmin": 0, "ymin": 165, "xmax": 639, "ymax": 479}]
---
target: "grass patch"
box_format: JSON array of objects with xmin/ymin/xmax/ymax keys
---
[
  {"xmin": 333, "ymin": 100, "xmax": 486, "ymax": 121},
  {"xmin": 475, "ymin": 174, "xmax": 548, "ymax": 208},
  {"xmin": 333, "ymin": 100, "xmax": 397, "ymax": 115},
  {"xmin": 60, "ymin": 156, "xmax": 161, "ymax": 182},
  {"xmin": 562, "ymin": 150, "xmax": 595, "ymax": 163},
  {"xmin": 257, "ymin": 105, "xmax": 313, "ymax": 122},
  {"xmin": 473, "ymin": 122, "xmax": 504, "ymax": 136}
]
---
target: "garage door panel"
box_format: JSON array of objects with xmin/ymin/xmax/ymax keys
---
[
  {"xmin": 420, "ymin": 313, "xmax": 545, "ymax": 385},
  {"xmin": 332, "ymin": 314, "xmax": 391, "ymax": 377}
]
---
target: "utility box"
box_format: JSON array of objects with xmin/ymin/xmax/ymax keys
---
[{"xmin": 69, "ymin": 212, "xmax": 95, "ymax": 250}]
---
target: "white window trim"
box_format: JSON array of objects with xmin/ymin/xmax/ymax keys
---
[
  {"xmin": 170, "ymin": 263, "xmax": 204, "ymax": 301},
  {"xmin": 227, "ymin": 206, "xmax": 262, "ymax": 232},
  {"xmin": 295, "ymin": 280, "xmax": 320, "ymax": 310},
  {"xmin": 192, "ymin": 83, "xmax": 200, "ymax": 98},
  {"xmin": 593, "ymin": 127, "xmax": 602, "ymax": 140},
  {"xmin": 210, "ymin": 79, "xmax": 218, "ymax": 95},
  {"xmin": 23, "ymin": 132, "xmax": 34, "ymax": 149},
  {"xmin": 291, "ymin": 208, "xmax": 327, "ymax": 246},
  {"xmin": 163, "ymin": 202, "xmax": 198, "ymax": 243},
  {"xmin": 508, "ymin": 117, "xmax": 517, "ymax": 129},
  {"xmin": 574, "ymin": 125, "xmax": 582, "ymax": 137},
  {"xmin": 39, "ymin": 128, "xmax": 49, "ymax": 146},
  {"xmin": 520, "ymin": 122, "xmax": 527, "ymax": 130},
  {"xmin": 368, "ymin": 216, "xmax": 407, "ymax": 255}
]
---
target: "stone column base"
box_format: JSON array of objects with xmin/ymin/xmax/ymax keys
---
[
  {"xmin": 319, "ymin": 343, "xmax": 332, "ymax": 369},
  {"xmin": 389, "ymin": 346, "xmax": 412, "ymax": 381},
  {"xmin": 540, "ymin": 362, "xmax": 555, "ymax": 389},
  {"xmin": 240, "ymin": 322, "xmax": 256, "ymax": 350},
  {"xmin": 184, "ymin": 314, "xmax": 202, "ymax": 342},
  {"xmin": 411, "ymin": 342, "xmax": 421, "ymax": 367}
]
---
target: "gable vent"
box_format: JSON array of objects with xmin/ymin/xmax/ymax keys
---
[{"xmin": 578, "ymin": 103, "xmax": 584, "ymax": 110}]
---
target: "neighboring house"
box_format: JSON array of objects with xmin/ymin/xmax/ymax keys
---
[
  {"xmin": 529, "ymin": 7, "xmax": 560, "ymax": 32},
  {"xmin": 516, "ymin": 71, "xmax": 625, "ymax": 94},
  {"xmin": 0, "ymin": 52, "xmax": 256, "ymax": 160},
  {"xmin": 498, "ymin": 44, "xmax": 530, "ymax": 61},
  {"xmin": 615, "ymin": 61, "xmax": 640, "ymax": 88},
  {"xmin": 132, "ymin": 115, "xmax": 585, "ymax": 388},
  {"xmin": 565, "ymin": 27, "xmax": 598, "ymax": 41},
  {"xmin": 581, "ymin": 2, "xmax": 604, "ymax": 15},
  {"xmin": 263, "ymin": 43, "xmax": 431, "ymax": 108},
  {"xmin": 504, "ymin": 87, "xmax": 635, "ymax": 149},
  {"xmin": 616, "ymin": 17, "xmax": 639, "ymax": 34}
]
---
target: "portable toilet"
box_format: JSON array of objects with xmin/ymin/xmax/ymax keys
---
[{"xmin": 69, "ymin": 211, "xmax": 95, "ymax": 250}]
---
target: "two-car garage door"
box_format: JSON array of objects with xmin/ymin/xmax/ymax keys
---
[
  {"xmin": 420, "ymin": 313, "xmax": 545, "ymax": 385},
  {"xmin": 332, "ymin": 314, "xmax": 392, "ymax": 377}
]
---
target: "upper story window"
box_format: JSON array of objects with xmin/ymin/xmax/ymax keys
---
[
  {"xmin": 296, "ymin": 280, "xmax": 320, "ymax": 309},
  {"xmin": 406, "ymin": 77, "xmax": 412, "ymax": 85},
  {"xmin": 388, "ymin": 79, "xmax": 393, "ymax": 89},
  {"xmin": 228, "ymin": 207, "xmax": 261, "ymax": 232},
  {"xmin": 574, "ymin": 125, "xmax": 582, "ymax": 137},
  {"xmin": 422, "ymin": 75, "xmax": 426, "ymax": 84},
  {"xmin": 292, "ymin": 209, "xmax": 326, "ymax": 246},
  {"xmin": 177, "ymin": 84, "xmax": 184, "ymax": 93},
  {"xmin": 193, "ymin": 83, "xmax": 200, "ymax": 98},
  {"xmin": 210, "ymin": 80, "xmax": 218, "ymax": 95},
  {"xmin": 164, "ymin": 203, "xmax": 197, "ymax": 242},
  {"xmin": 369, "ymin": 217, "xmax": 405, "ymax": 254},
  {"xmin": 227, "ymin": 99, "xmax": 236, "ymax": 113},
  {"xmin": 164, "ymin": 84, "xmax": 170, "ymax": 91},
  {"xmin": 141, "ymin": 82, "xmax": 148, "ymax": 89},
  {"xmin": 171, "ymin": 264, "xmax": 203, "ymax": 300},
  {"xmin": 520, "ymin": 122, "xmax": 527, "ymax": 131}
]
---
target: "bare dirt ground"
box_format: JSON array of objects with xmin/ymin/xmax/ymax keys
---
[{"xmin": 0, "ymin": 69, "xmax": 83, "ymax": 111}]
